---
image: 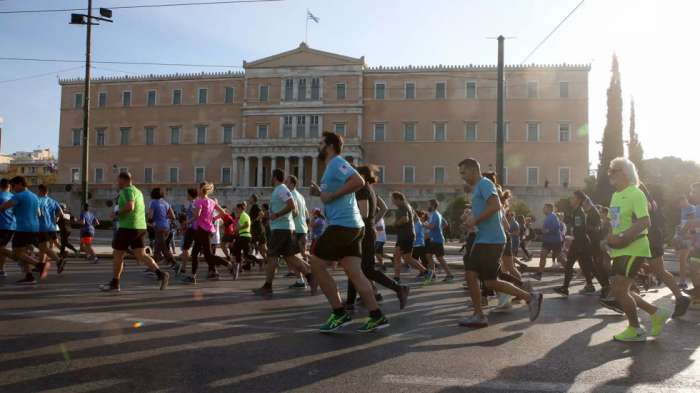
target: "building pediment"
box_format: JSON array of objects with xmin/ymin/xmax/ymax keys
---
[{"xmin": 244, "ymin": 42, "xmax": 364, "ymax": 69}]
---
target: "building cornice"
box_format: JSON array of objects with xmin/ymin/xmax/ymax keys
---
[
  {"xmin": 365, "ymin": 63, "xmax": 591, "ymax": 73},
  {"xmin": 59, "ymin": 70, "xmax": 244, "ymax": 86}
]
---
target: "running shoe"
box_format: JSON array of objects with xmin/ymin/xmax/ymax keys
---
[
  {"xmin": 673, "ymin": 295, "xmax": 692, "ymax": 318},
  {"xmin": 442, "ymin": 275, "xmax": 455, "ymax": 283},
  {"xmin": 528, "ymin": 292, "xmax": 543, "ymax": 321},
  {"xmin": 599, "ymin": 298, "xmax": 624, "ymax": 314},
  {"xmin": 16, "ymin": 274, "xmax": 36, "ymax": 285},
  {"xmin": 39, "ymin": 261, "xmax": 51, "ymax": 280},
  {"xmin": 0, "ymin": 270, "xmax": 6, "ymax": 278},
  {"xmin": 579, "ymin": 284, "xmax": 596, "ymax": 295},
  {"xmin": 159, "ymin": 272, "xmax": 170, "ymax": 290},
  {"xmin": 494, "ymin": 293, "xmax": 513, "ymax": 312},
  {"xmin": 181, "ymin": 275, "xmax": 197, "ymax": 284},
  {"xmin": 319, "ymin": 312, "xmax": 352, "ymax": 333},
  {"xmin": 57, "ymin": 258, "xmax": 67, "ymax": 274},
  {"xmin": 99, "ymin": 279, "xmax": 120, "ymax": 292},
  {"xmin": 289, "ymin": 280, "xmax": 307, "ymax": 289},
  {"xmin": 357, "ymin": 315, "xmax": 389, "ymax": 333},
  {"xmin": 458, "ymin": 314, "xmax": 488, "ymax": 328},
  {"xmin": 397, "ymin": 285, "xmax": 410, "ymax": 310},
  {"xmin": 553, "ymin": 286, "xmax": 569, "ymax": 297},
  {"xmin": 532, "ymin": 272, "xmax": 543, "ymax": 281},
  {"xmin": 650, "ymin": 308, "xmax": 671, "ymax": 337},
  {"xmin": 613, "ymin": 326, "xmax": 646, "ymax": 342},
  {"xmin": 422, "ymin": 270, "xmax": 435, "ymax": 286},
  {"xmin": 252, "ymin": 286, "xmax": 273, "ymax": 297},
  {"xmin": 375, "ymin": 293, "xmax": 384, "ymax": 302}
]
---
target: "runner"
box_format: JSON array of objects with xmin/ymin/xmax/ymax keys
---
[
  {"xmin": 308, "ymin": 208, "xmax": 326, "ymax": 256},
  {"xmin": 57, "ymin": 204, "xmax": 78, "ymax": 258},
  {"xmin": 0, "ymin": 178, "xmax": 15, "ymax": 278},
  {"xmin": 391, "ymin": 191, "xmax": 427, "ymax": 283},
  {"xmin": 457, "ymin": 158, "xmax": 543, "ymax": 327},
  {"xmin": 231, "ymin": 202, "xmax": 257, "ymax": 277},
  {"xmin": 309, "ymin": 132, "xmax": 388, "ymax": 333},
  {"xmin": 424, "ymin": 199, "xmax": 454, "ymax": 282},
  {"xmin": 674, "ymin": 195, "xmax": 695, "ymax": 289},
  {"xmin": 99, "ymin": 172, "xmax": 169, "ymax": 292},
  {"xmin": 584, "ymin": 196, "xmax": 611, "ymax": 298},
  {"xmin": 220, "ymin": 206, "xmax": 237, "ymax": 262},
  {"xmin": 177, "ymin": 188, "xmax": 198, "ymax": 277},
  {"xmin": 252, "ymin": 169, "xmax": 314, "ymax": 296},
  {"xmin": 533, "ymin": 203, "xmax": 563, "ymax": 281},
  {"xmin": 248, "ymin": 194, "xmax": 267, "ymax": 260},
  {"xmin": 603, "ymin": 158, "xmax": 670, "ymax": 342},
  {"xmin": 374, "ymin": 217, "xmax": 388, "ymax": 270},
  {"xmin": 286, "ymin": 175, "xmax": 310, "ymax": 288},
  {"xmin": 148, "ymin": 188, "xmax": 176, "ymax": 267},
  {"xmin": 79, "ymin": 203, "xmax": 99, "ymax": 264},
  {"xmin": 413, "ymin": 211, "xmax": 432, "ymax": 283}
]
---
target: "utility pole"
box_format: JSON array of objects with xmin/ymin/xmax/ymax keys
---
[{"xmin": 496, "ymin": 35, "xmax": 505, "ymax": 185}]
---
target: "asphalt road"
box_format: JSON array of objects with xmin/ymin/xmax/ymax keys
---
[{"xmin": 1, "ymin": 257, "xmax": 699, "ymax": 393}]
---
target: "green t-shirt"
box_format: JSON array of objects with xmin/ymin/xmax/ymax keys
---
[
  {"xmin": 238, "ymin": 211, "xmax": 252, "ymax": 238},
  {"xmin": 118, "ymin": 185, "xmax": 147, "ymax": 230},
  {"xmin": 608, "ymin": 185, "xmax": 651, "ymax": 258}
]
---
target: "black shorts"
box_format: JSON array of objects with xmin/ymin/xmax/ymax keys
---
[
  {"xmin": 268, "ymin": 229, "xmax": 298, "ymax": 258},
  {"xmin": 112, "ymin": 228, "xmax": 147, "ymax": 251},
  {"xmin": 375, "ymin": 241, "xmax": 385, "ymax": 255},
  {"xmin": 542, "ymin": 241, "xmax": 562, "ymax": 255},
  {"xmin": 313, "ymin": 225, "xmax": 364, "ymax": 261},
  {"xmin": 427, "ymin": 241, "xmax": 445, "ymax": 257},
  {"xmin": 396, "ymin": 235, "xmax": 414, "ymax": 255},
  {"xmin": 182, "ymin": 228, "xmax": 195, "ymax": 250},
  {"xmin": 462, "ymin": 232, "xmax": 477, "ymax": 270},
  {"xmin": 465, "ymin": 243, "xmax": 504, "ymax": 281},
  {"xmin": 612, "ymin": 255, "xmax": 646, "ymax": 278},
  {"xmin": 0, "ymin": 230, "xmax": 13, "ymax": 247},
  {"xmin": 412, "ymin": 245, "xmax": 426, "ymax": 260},
  {"xmin": 12, "ymin": 231, "xmax": 38, "ymax": 249},
  {"xmin": 38, "ymin": 232, "xmax": 58, "ymax": 243}
]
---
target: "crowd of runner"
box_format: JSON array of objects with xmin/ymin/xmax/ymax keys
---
[{"xmin": 0, "ymin": 132, "xmax": 699, "ymax": 341}]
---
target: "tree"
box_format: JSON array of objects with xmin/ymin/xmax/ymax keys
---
[
  {"xmin": 443, "ymin": 195, "xmax": 467, "ymax": 241},
  {"xmin": 594, "ymin": 54, "xmax": 625, "ymax": 205},
  {"xmin": 628, "ymin": 98, "xmax": 645, "ymax": 176}
]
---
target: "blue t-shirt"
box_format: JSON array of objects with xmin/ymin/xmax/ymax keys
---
[
  {"xmin": 270, "ymin": 184, "xmax": 294, "ymax": 231},
  {"xmin": 80, "ymin": 211, "xmax": 98, "ymax": 237},
  {"xmin": 429, "ymin": 210, "xmax": 445, "ymax": 244},
  {"xmin": 680, "ymin": 206, "xmax": 695, "ymax": 226},
  {"xmin": 542, "ymin": 212, "xmax": 563, "ymax": 244},
  {"xmin": 149, "ymin": 199, "xmax": 171, "ymax": 230},
  {"xmin": 320, "ymin": 155, "xmax": 364, "ymax": 228},
  {"xmin": 414, "ymin": 219, "xmax": 425, "ymax": 247},
  {"xmin": 0, "ymin": 191, "xmax": 16, "ymax": 231},
  {"xmin": 38, "ymin": 196, "xmax": 60, "ymax": 232},
  {"xmin": 11, "ymin": 190, "xmax": 39, "ymax": 233},
  {"xmin": 471, "ymin": 177, "xmax": 506, "ymax": 244},
  {"xmin": 311, "ymin": 217, "xmax": 326, "ymax": 240}
]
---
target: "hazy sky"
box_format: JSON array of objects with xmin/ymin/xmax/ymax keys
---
[{"xmin": 1, "ymin": 0, "xmax": 696, "ymax": 168}]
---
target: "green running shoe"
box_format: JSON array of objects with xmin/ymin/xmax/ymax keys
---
[
  {"xmin": 613, "ymin": 326, "xmax": 646, "ymax": 342},
  {"xmin": 422, "ymin": 270, "xmax": 435, "ymax": 286},
  {"xmin": 319, "ymin": 312, "xmax": 352, "ymax": 333},
  {"xmin": 651, "ymin": 308, "xmax": 671, "ymax": 337},
  {"xmin": 357, "ymin": 315, "xmax": 389, "ymax": 333}
]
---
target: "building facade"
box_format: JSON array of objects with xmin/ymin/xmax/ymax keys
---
[
  {"xmin": 58, "ymin": 43, "xmax": 589, "ymax": 215},
  {"xmin": 1, "ymin": 149, "xmax": 57, "ymax": 186}
]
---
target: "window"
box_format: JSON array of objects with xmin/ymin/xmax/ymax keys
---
[
  {"xmin": 527, "ymin": 167, "xmax": 539, "ymax": 185},
  {"xmin": 526, "ymin": 122, "xmax": 540, "ymax": 142},
  {"xmin": 221, "ymin": 167, "xmax": 232, "ymax": 184},
  {"xmin": 122, "ymin": 91, "xmax": 131, "ymax": 107},
  {"xmin": 224, "ymin": 87, "xmax": 235, "ymax": 104},
  {"xmin": 295, "ymin": 116, "xmax": 306, "ymax": 138},
  {"xmin": 259, "ymin": 85, "xmax": 269, "ymax": 102},
  {"xmin": 559, "ymin": 167, "xmax": 571, "ymax": 186},
  {"xmin": 195, "ymin": 167, "xmax": 205, "ymax": 183},
  {"xmin": 297, "ymin": 79, "xmax": 306, "ymax": 100},
  {"xmin": 169, "ymin": 167, "xmax": 179, "ymax": 183},
  {"xmin": 95, "ymin": 168, "xmax": 104, "ymax": 184},
  {"xmin": 170, "ymin": 127, "xmax": 180, "ymax": 144},
  {"xmin": 527, "ymin": 81, "xmax": 538, "ymax": 98},
  {"xmin": 311, "ymin": 77, "xmax": 320, "ymax": 100},
  {"xmin": 309, "ymin": 115, "xmax": 320, "ymax": 138},
  {"xmin": 560, "ymin": 81, "xmax": 569, "ymax": 98},
  {"xmin": 71, "ymin": 168, "xmax": 80, "ymax": 184},
  {"xmin": 466, "ymin": 81, "xmax": 477, "ymax": 98},
  {"xmin": 403, "ymin": 166, "xmax": 415, "ymax": 184},
  {"xmin": 257, "ymin": 124, "xmax": 268, "ymax": 139},
  {"xmin": 223, "ymin": 125, "xmax": 233, "ymax": 144},
  {"xmin": 198, "ymin": 88, "xmax": 208, "ymax": 104},
  {"xmin": 147, "ymin": 90, "xmax": 157, "ymax": 106},
  {"xmin": 144, "ymin": 167, "xmax": 153, "ymax": 184},
  {"xmin": 196, "ymin": 126, "xmax": 207, "ymax": 144},
  {"xmin": 72, "ymin": 128, "xmax": 82, "ymax": 146},
  {"xmin": 284, "ymin": 79, "xmax": 294, "ymax": 101},
  {"xmin": 172, "ymin": 89, "xmax": 182, "ymax": 105},
  {"xmin": 434, "ymin": 166, "xmax": 446, "ymax": 184},
  {"xmin": 96, "ymin": 128, "xmax": 106, "ymax": 146},
  {"xmin": 119, "ymin": 167, "xmax": 128, "ymax": 175},
  {"xmin": 120, "ymin": 127, "xmax": 130, "ymax": 145},
  {"xmin": 334, "ymin": 122, "xmax": 346, "ymax": 136},
  {"xmin": 282, "ymin": 116, "xmax": 293, "ymax": 138},
  {"xmin": 74, "ymin": 93, "xmax": 83, "ymax": 109},
  {"xmin": 435, "ymin": 82, "xmax": 446, "ymax": 99},
  {"xmin": 494, "ymin": 121, "xmax": 510, "ymax": 142},
  {"xmin": 434, "ymin": 122, "xmax": 447, "ymax": 141},
  {"xmin": 373, "ymin": 123, "xmax": 385, "ymax": 141},
  {"xmin": 374, "ymin": 82, "xmax": 385, "ymax": 100},
  {"xmin": 376, "ymin": 166, "xmax": 385, "ymax": 183},
  {"xmin": 98, "ymin": 92, "xmax": 107, "ymax": 107},
  {"xmin": 403, "ymin": 122, "xmax": 416, "ymax": 141},
  {"xmin": 405, "ymin": 82, "xmax": 415, "ymax": 99},
  {"xmin": 336, "ymin": 83, "xmax": 346, "ymax": 100},
  {"xmin": 465, "ymin": 122, "xmax": 478, "ymax": 141},
  {"xmin": 559, "ymin": 123, "xmax": 571, "ymax": 142},
  {"xmin": 145, "ymin": 127, "xmax": 155, "ymax": 145}
]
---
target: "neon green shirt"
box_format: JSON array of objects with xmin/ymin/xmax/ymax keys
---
[
  {"xmin": 237, "ymin": 211, "xmax": 252, "ymax": 238},
  {"xmin": 608, "ymin": 185, "xmax": 651, "ymax": 258},
  {"xmin": 118, "ymin": 185, "xmax": 147, "ymax": 230}
]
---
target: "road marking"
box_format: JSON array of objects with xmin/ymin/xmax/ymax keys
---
[{"xmin": 381, "ymin": 374, "xmax": 700, "ymax": 393}]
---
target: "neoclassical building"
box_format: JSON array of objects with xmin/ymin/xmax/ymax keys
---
[{"xmin": 57, "ymin": 43, "xmax": 589, "ymax": 213}]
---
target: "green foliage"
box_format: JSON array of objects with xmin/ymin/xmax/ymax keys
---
[
  {"xmin": 442, "ymin": 195, "xmax": 467, "ymax": 240},
  {"xmin": 509, "ymin": 199, "xmax": 532, "ymax": 218}
]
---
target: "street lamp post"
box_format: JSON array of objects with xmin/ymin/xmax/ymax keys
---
[{"xmin": 70, "ymin": 1, "xmax": 112, "ymax": 207}]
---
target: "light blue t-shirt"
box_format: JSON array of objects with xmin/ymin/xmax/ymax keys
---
[
  {"xmin": 471, "ymin": 177, "xmax": 506, "ymax": 244},
  {"xmin": 270, "ymin": 184, "xmax": 294, "ymax": 231},
  {"xmin": 320, "ymin": 155, "xmax": 364, "ymax": 228},
  {"xmin": 0, "ymin": 191, "xmax": 16, "ymax": 231},
  {"xmin": 11, "ymin": 190, "xmax": 39, "ymax": 233},
  {"xmin": 291, "ymin": 189, "xmax": 308, "ymax": 234},
  {"xmin": 80, "ymin": 211, "xmax": 98, "ymax": 237},
  {"xmin": 38, "ymin": 196, "xmax": 60, "ymax": 232},
  {"xmin": 429, "ymin": 210, "xmax": 445, "ymax": 244},
  {"xmin": 414, "ymin": 219, "xmax": 425, "ymax": 247}
]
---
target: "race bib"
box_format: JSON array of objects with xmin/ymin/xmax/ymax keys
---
[{"xmin": 610, "ymin": 207, "xmax": 621, "ymax": 229}]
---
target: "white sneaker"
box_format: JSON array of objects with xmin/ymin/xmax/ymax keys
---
[
  {"xmin": 493, "ymin": 292, "xmax": 513, "ymax": 312},
  {"xmin": 458, "ymin": 314, "xmax": 488, "ymax": 328}
]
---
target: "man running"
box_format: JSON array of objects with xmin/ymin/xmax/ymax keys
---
[
  {"xmin": 458, "ymin": 159, "xmax": 543, "ymax": 328},
  {"xmin": 286, "ymin": 175, "xmax": 310, "ymax": 288},
  {"xmin": 310, "ymin": 132, "xmax": 388, "ymax": 333},
  {"xmin": 424, "ymin": 199, "xmax": 454, "ymax": 282},
  {"xmin": 36, "ymin": 184, "xmax": 67, "ymax": 274},
  {"xmin": 534, "ymin": 203, "xmax": 563, "ymax": 280},
  {"xmin": 0, "ymin": 178, "xmax": 15, "ymax": 278},
  {"xmin": 100, "ymin": 172, "xmax": 169, "ymax": 292},
  {"xmin": 232, "ymin": 202, "xmax": 257, "ymax": 276},
  {"xmin": 603, "ymin": 158, "xmax": 670, "ymax": 342}
]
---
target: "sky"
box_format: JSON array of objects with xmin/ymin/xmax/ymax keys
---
[{"xmin": 1, "ymin": 0, "xmax": 697, "ymax": 170}]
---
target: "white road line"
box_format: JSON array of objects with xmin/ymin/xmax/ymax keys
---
[{"xmin": 381, "ymin": 374, "xmax": 700, "ymax": 393}]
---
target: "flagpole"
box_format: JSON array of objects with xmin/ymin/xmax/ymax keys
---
[{"xmin": 305, "ymin": 9, "xmax": 309, "ymax": 43}]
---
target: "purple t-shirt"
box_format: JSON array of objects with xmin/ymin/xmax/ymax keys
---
[
  {"xmin": 149, "ymin": 199, "xmax": 171, "ymax": 230},
  {"xmin": 193, "ymin": 198, "xmax": 216, "ymax": 233}
]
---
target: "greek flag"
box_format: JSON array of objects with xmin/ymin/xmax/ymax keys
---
[{"xmin": 307, "ymin": 10, "xmax": 319, "ymax": 23}]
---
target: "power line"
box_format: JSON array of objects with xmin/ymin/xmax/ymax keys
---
[
  {"xmin": 0, "ymin": 0, "xmax": 282, "ymax": 14},
  {"xmin": 520, "ymin": 0, "xmax": 585, "ymax": 64},
  {"xmin": 0, "ymin": 66, "xmax": 84, "ymax": 84},
  {"xmin": 0, "ymin": 56, "xmax": 243, "ymax": 68}
]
